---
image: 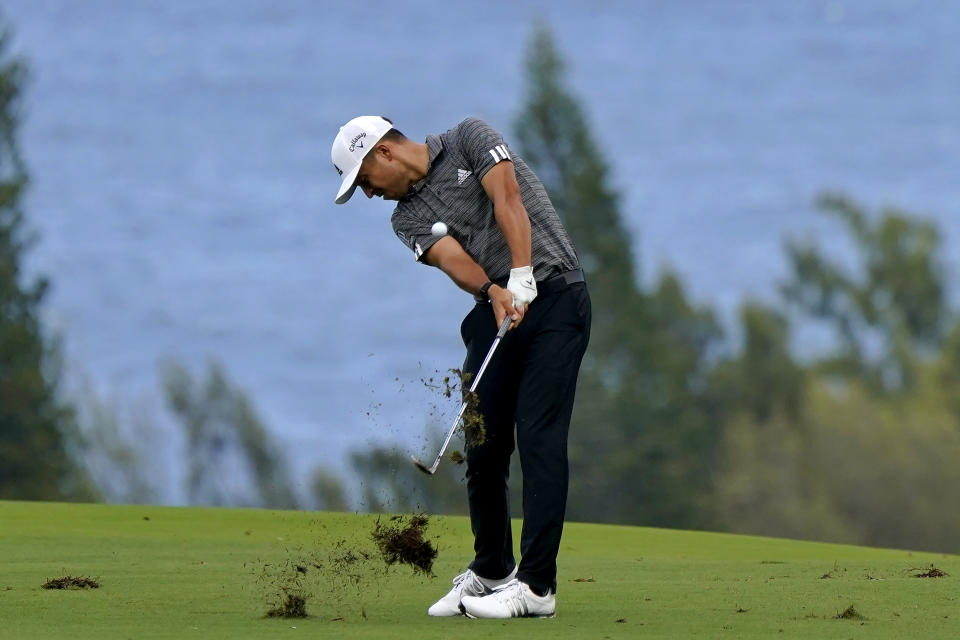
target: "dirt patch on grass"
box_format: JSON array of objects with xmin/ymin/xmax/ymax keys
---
[
  {"xmin": 819, "ymin": 562, "xmax": 845, "ymax": 579},
  {"xmin": 911, "ymin": 565, "xmax": 948, "ymax": 578},
  {"xmin": 42, "ymin": 576, "xmax": 100, "ymax": 590},
  {"xmin": 835, "ymin": 604, "xmax": 866, "ymax": 620},
  {"xmin": 265, "ymin": 592, "xmax": 308, "ymax": 618},
  {"xmin": 371, "ymin": 514, "xmax": 437, "ymax": 576}
]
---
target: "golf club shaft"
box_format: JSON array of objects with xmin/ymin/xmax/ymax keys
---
[{"xmin": 421, "ymin": 314, "xmax": 512, "ymax": 473}]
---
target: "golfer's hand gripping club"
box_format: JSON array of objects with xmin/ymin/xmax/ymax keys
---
[
  {"xmin": 507, "ymin": 265, "xmax": 537, "ymax": 310},
  {"xmin": 412, "ymin": 315, "xmax": 512, "ymax": 475}
]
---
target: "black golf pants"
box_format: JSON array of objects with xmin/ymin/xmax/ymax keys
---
[{"xmin": 462, "ymin": 281, "xmax": 591, "ymax": 595}]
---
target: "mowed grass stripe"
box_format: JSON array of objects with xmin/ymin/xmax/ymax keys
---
[{"xmin": 0, "ymin": 500, "xmax": 957, "ymax": 639}]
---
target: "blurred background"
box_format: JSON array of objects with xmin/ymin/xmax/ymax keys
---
[{"xmin": 1, "ymin": 1, "xmax": 958, "ymax": 552}]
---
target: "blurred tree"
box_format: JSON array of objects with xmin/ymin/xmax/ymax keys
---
[
  {"xmin": 310, "ymin": 468, "xmax": 349, "ymax": 512},
  {"xmin": 513, "ymin": 25, "xmax": 639, "ymax": 373},
  {"xmin": 715, "ymin": 373, "xmax": 960, "ymax": 553},
  {"xmin": 515, "ymin": 25, "xmax": 722, "ymax": 528},
  {"xmin": 162, "ymin": 359, "xmax": 298, "ymax": 509},
  {"xmin": 0, "ymin": 23, "xmax": 92, "ymax": 501},
  {"xmin": 349, "ymin": 429, "xmax": 472, "ymax": 515},
  {"xmin": 936, "ymin": 320, "xmax": 960, "ymax": 418},
  {"xmin": 781, "ymin": 193, "xmax": 948, "ymax": 393},
  {"xmin": 714, "ymin": 196, "xmax": 960, "ymax": 553},
  {"xmin": 70, "ymin": 380, "xmax": 162, "ymax": 504},
  {"xmin": 709, "ymin": 302, "xmax": 806, "ymax": 425}
]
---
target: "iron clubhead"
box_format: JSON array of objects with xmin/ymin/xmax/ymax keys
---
[{"xmin": 411, "ymin": 454, "xmax": 436, "ymax": 475}]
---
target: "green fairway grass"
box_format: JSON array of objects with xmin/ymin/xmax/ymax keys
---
[{"xmin": 0, "ymin": 500, "xmax": 957, "ymax": 639}]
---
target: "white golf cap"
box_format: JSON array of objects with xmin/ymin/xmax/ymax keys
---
[{"xmin": 331, "ymin": 115, "xmax": 393, "ymax": 204}]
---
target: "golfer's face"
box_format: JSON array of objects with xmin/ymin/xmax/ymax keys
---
[{"xmin": 357, "ymin": 152, "xmax": 404, "ymax": 201}]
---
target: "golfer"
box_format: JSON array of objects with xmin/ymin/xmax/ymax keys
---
[{"xmin": 331, "ymin": 115, "xmax": 591, "ymax": 619}]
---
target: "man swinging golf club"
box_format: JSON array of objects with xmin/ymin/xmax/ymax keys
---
[{"xmin": 331, "ymin": 115, "xmax": 591, "ymax": 619}]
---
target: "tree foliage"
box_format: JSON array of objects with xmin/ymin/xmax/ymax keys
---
[
  {"xmin": 70, "ymin": 382, "xmax": 162, "ymax": 505},
  {"xmin": 349, "ymin": 442, "xmax": 468, "ymax": 515},
  {"xmin": 0, "ymin": 23, "xmax": 91, "ymax": 501},
  {"xmin": 515, "ymin": 25, "xmax": 722, "ymax": 528},
  {"xmin": 715, "ymin": 373, "xmax": 960, "ymax": 553},
  {"xmin": 162, "ymin": 359, "xmax": 299, "ymax": 509},
  {"xmin": 781, "ymin": 193, "xmax": 949, "ymax": 392}
]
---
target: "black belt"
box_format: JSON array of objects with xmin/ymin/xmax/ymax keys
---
[
  {"xmin": 539, "ymin": 268, "xmax": 585, "ymax": 295},
  {"xmin": 476, "ymin": 268, "xmax": 584, "ymax": 302}
]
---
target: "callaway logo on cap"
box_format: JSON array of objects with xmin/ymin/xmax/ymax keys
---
[{"xmin": 331, "ymin": 115, "xmax": 394, "ymax": 204}]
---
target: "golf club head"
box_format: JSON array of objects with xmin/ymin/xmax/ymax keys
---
[{"xmin": 411, "ymin": 454, "xmax": 436, "ymax": 475}]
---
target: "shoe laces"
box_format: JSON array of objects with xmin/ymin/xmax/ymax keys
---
[
  {"xmin": 489, "ymin": 578, "xmax": 524, "ymax": 602},
  {"xmin": 451, "ymin": 570, "xmax": 485, "ymax": 595}
]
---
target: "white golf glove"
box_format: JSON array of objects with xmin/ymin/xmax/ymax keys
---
[{"xmin": 507, "ymin": 265, "xmax": 538, "ymax": 309}]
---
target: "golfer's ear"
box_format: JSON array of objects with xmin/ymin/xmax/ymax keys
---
[{"xmin": 375, "ymin": 142, "xmax": 393, "ymax": 160}]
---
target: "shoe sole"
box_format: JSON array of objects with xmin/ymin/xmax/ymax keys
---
[
  {"xmin": 460, "ymin": 604, "xmax": 556, "ymax": 620},
  {"xmin": 463, "ymin": 612, "xmax": 556, "ymax": 619}
]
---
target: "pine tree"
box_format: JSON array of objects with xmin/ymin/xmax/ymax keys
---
[
  {"xmin": 514, "ymin": 25, "xmax": 723, "ymax": 528},
  {"xmin": 0, "ymin": 23, "xmax": 89, "ymax": 500}
]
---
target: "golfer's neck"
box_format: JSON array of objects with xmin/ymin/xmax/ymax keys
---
[{"xmin": 407, "ymin": 142, "xmax": 430, "ymax": 184}]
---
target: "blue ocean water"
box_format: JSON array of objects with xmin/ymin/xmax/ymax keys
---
[{"xmin": 4, "ymin": 1, "xmax": 958, "ymax": 502}]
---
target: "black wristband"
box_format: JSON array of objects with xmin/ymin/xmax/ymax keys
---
[{"xmin": 479, "ymin": 281, "xmax": 494, "ymax": 299}]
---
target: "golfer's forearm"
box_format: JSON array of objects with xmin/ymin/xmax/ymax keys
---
[
  {"xmin": 433, "ymin": 252, "xmax": 491, "ymax": 297},
  {"xmin": 493, "ymin": 198, "xmax": 532, "ymax": 269}
]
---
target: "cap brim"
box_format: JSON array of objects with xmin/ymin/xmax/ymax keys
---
[{"xmin": 335, "ymin": 163, "xmax": 362, "ymax": 204}]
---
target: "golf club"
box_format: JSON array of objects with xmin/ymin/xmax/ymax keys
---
[{"xmin": 412, "ymin": 314, "xmax": 512, "ymax": 475}]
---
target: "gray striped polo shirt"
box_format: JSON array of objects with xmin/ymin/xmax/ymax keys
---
[{"xmin": 390, "ymin": 118, "xmax": 579, "ymax": 285}]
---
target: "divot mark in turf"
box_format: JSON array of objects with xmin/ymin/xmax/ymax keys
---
[
  {"xmin": 834, "ymin": 604, "xmax": 866, "ymax": 620},
  {"xmin": 371, "ymin": 513, "xmax": 437, "ymax": 576},
  {"xmin": 572, "ymin": 577, "xmax": 595, "ymax": 582},
  {"xmin": 265, "ymin": 593, "xmax": 308, "ymax": 618},
  {"xmin": 820, "ymin": 562, "xmax": 845, "ymax": 579},
  {"xmin": 911, "ymin": 565, "xmax": 948, "ymax": 578},
  {"xmin": 42, "ymin": 576, "xmax": 100, "ymax": 590}
]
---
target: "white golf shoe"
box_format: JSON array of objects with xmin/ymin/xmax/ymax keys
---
[
  {"xmin": 460, "ymin": 578, "xmax": 556, "ymax": 619},
  {"xmin": 427, "ymin": 567, "xmax": 517, "ymax": 617}
]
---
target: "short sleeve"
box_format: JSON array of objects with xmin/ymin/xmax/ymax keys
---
[
  {"xmin": 391, "ymin": 205, "xmax": 440, "ymax": 263},
  {"xmin": 456, "ymin": 118, "xmax": 513, "ymax": 181}
]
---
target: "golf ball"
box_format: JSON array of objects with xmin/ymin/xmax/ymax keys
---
[{"xmin": 431, "ymin": 222, "xmax": 448, "ymax": 237}]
